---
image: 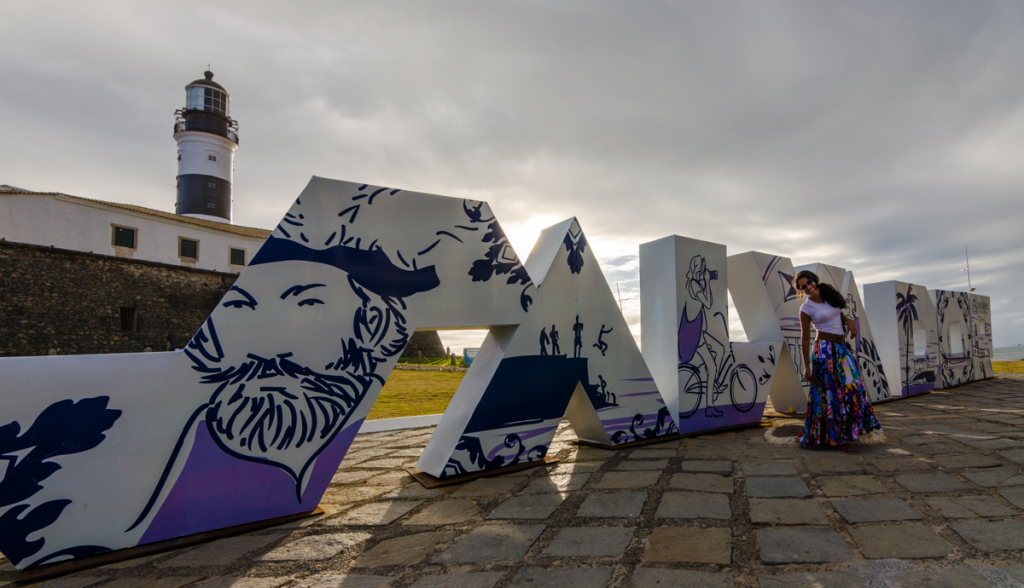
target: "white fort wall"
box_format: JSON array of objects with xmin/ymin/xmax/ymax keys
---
[{"xmin": 0, "ymin": 192, "xmax": 265, "ymax": 273}]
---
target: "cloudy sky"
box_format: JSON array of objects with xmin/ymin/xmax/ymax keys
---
[{"xmin": 3, "ymin": 1, "xmax": 1023, "ymax": 349}]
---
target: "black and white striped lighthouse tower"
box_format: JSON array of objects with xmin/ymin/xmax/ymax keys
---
[{"xmin": 173, "ymin": 71, "xmax": 239, "ymax": 223}]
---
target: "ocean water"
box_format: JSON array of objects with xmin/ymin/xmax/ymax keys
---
[{"xmin": 993, "ymin": 345, "xmax": 1024, "ymax": 362}]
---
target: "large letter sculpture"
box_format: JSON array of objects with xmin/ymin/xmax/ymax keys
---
[
  {"xmin": 0, "ymin": 177, "xmax": 676, "ymax": 568},
  {"xmin": 415, "ymin": 217, "xmax": 677, "ymax": 477},
  {"xmin": 931, "ymin": 289, "xmax": 975, "ymax": 388},
  {"xmin": 795, "ymin": 263, "xmax": 893, "ymax": 403},
  {"xmin": 726, "ymin": 252, "xmax": 807, "ymax": 414},
  {"xmin": 971, "ymin": 293, "xmax": 994, "ymax": 380},
  {"xmin": 863, "ymin": 281, "xmax": 939, "ymax": 397},
  {"xmin": 840, "ymin": 270, "xmax": 893, "ymax": 402},
  {"xmin": 0, "ymin": 176, "xmax": 998, "ymax": 570},
  {"xmin": 640, "ymin": 236, "xmax": 779, "ymax": 433}
]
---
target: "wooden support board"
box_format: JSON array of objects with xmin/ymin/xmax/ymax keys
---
[{"xmin": 13, "ymin": 508, "xmax": 324, "ymax": 584}]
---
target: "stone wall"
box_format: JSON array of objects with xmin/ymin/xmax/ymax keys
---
[
  {"xmin": 0, "ymin": 240, "xmax": 236, "ymax": 356},
  {"xmin": 0, "ymin": 240, "xmax": 448, "ymax": 359}
]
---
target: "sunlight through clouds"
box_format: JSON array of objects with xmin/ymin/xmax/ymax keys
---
[{"xmin": 3, "ymin": 0, "xmax": 1024, "ymax": 344}]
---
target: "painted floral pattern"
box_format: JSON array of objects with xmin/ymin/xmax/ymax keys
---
[{"xmin": 800, "ymin": 341, "xmax": 881, "ymax": 447}]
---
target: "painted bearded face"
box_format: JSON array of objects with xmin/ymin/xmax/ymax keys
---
[{"xmin": 185, "ymin": 254, "xmax": 432, "ymax": 490}]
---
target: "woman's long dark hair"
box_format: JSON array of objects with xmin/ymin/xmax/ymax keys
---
[{"xmin": 793, "ymin": 270, "xmax": 847, "ymax": 309}]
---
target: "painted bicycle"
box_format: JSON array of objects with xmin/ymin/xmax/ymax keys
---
[{"xmin": 678, "ymin": 349, "xmax": 758, "ymax": 418}]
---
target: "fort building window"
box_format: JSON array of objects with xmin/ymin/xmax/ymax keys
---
[
  {"xmin": 120, "ymin": 307, "xmax": 137, "ymax": 332},
  {"xmin": 229, "ymin": 247, "xmax": 246, "ymax": 266},
  {"xmin": 112, "ymin": 225, "xmax": 137, "ymax": 249},
  {"xmin": 179, "ymin": 237, "xmax": 199, "ymax": 260}
]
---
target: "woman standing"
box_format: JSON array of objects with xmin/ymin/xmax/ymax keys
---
[{"xmin": 795, "ymin": 270, "xmax": 881, "ymax": 448}]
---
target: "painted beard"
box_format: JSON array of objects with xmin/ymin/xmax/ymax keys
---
[
  {"xmin": 185, "ymin": 323, "xmax": 405, "ymax": 491},
  {"xmin": 202, "ymin": 351, "xmax": 368, "ymax": 476},
  {"xmin": 183, "ymin": 280, "xmax": 414, "ymax": 492}
]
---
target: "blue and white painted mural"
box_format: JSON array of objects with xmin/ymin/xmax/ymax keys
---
[
  {"xmin": 0, "ymin": 177, "xmax": 678, "ymax": 568},
  {"xmin": 864, "ymin": 281, "xmax": 939, "ymax": 397},
  {"xmin": 931, "ymin": 289, "xmax": 975, "ymax": 388},
  {"xmin": 727, "ymin": 251, "xmax": 808, "ymax": 414},
  {"xmin": 841, "ymin": 271, "xmax": 893, "ymax": 403},
  {"xmin": 417, "ymin": 218, "xmax": 677, "ymax": 477},
  {"xmin": 0, "ymin": 175, "xmax": 996, "ymax": 569},
  {"xmin": 641, "ymin": 236, "xmax": 779, "ymax": 433},
  {"xmin": 971, "ymin": 294, "xmax": 994, "ymax": 380}
]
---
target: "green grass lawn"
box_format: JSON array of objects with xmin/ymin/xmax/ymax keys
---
[
  {"xmin": 367, "ymin": 361, "xmax": 1024, "ymax": 421},
  {"xmin": 366, "ymin": 369, "xmax": 466, "ymax": 420},
  {"xmin": 994, "ymin": 361, "xmax": 1024, "ymax": 373}
]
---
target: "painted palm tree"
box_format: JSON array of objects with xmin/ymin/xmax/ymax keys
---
[{"xmin": 894, "ymin": 285, "xmax": 918, "ymax": 393}]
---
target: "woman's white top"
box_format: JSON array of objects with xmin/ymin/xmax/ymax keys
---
[{"xmin": 799, "ymin": 298, "xmax": 844, "ymax": 335}]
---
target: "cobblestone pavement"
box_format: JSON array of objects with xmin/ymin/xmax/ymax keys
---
[{"xmin": 6, "ymin": 376, "xmax": 1024, "ymax": 587}]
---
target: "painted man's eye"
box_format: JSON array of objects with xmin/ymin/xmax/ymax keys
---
[
  {"xmin": 223, "ymin": 286, "xmax": 257, "ymax": 310},
  {"xmin": 223, "ymin": 300, "xmax": 255, "ymax": 309},
  {"xmin": 281, "ymin": 284, "xmax": 326, "ymax": 304}
]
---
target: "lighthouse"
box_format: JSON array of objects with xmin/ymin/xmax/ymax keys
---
[{"xmin": 173, "ymin": 71, "xmax": 238, "ymax": 223}]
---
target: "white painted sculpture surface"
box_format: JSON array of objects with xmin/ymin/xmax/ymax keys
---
[
  {"xmin": 971, "ymin": 293, "xmax": 994, "ymax": 380},
  {"xmin": 0, "ymin": 175, "xmax": 996, "ymax": 570},
  {"xmin": 931, "ymin": 289, "xmax": 976, "ymax": 388},
  {"xmin": 727, "ymin": 251, "xmax": 807, "ymax": 414},
  {"xmin": 641, "ymin": 236, "xmax": 779, "ymax": 433},
  {"xmin": 842, "ymin": 271, "xmax": 894, "ymax": 402},
  {"xmin": 0, "ymin": 177, "xmax": 678, "ymax": 569},
  {"xmin": 794, "ymin": 263, "xmax": 846, "ymax": 291},
  {"xmin": 863, "ymin": 281, "xmax": 939, "ymax": 397},
  {"xmin": 416, "ymin": 217, "xmax": 677, "ymax": 477}
]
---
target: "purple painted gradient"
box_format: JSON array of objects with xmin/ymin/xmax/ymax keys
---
[
  {"xmin": 618, "ymin": 390, "xmax": 661, "ymax": 398},
  {"xmin": 677, "ymin": 403, "xmax": 766, "ymax": 435},
  {"xmin": 139, "ymin": 418, "xmax": 363, "ymax": 544},
  {"xmin": 901, "ymin": 383, "xmax": 934, "ymax": 396}
]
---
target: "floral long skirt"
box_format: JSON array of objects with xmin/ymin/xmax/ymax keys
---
[{"xmin": 800, "ymin": 340, "xmax": 882, "ymax": 447}]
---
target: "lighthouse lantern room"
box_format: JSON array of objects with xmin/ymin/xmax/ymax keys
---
[{"xmin": 173, "ymin": 71, "xmax": 239, "ymax": 223}]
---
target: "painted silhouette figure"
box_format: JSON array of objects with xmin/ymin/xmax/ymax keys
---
[
  {"xmin": 679, "ymin": 255, "xmax": 728, "ymax": 417},
  {"xmin": 550, "ymin": 324, "xmax": 561, "ymax": 356},
  {"xmin": 594, "ymin": 324, "xmax": 612, "ymax": 356},
  {"xmin": 598, "ymin": 374, "xmax": 615, "ymax": 404},
  {"xmin": 572, "ymin": 316, "xmax": 584, "ymax": 357},
  {"xmin": 539, "ymin": 327, "xmax": 549, "ymax": 355}
]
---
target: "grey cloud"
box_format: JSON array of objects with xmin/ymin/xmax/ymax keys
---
[{"xmin": 2, "ymin": 0, "xmax": 1022, "ymax": 344}]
